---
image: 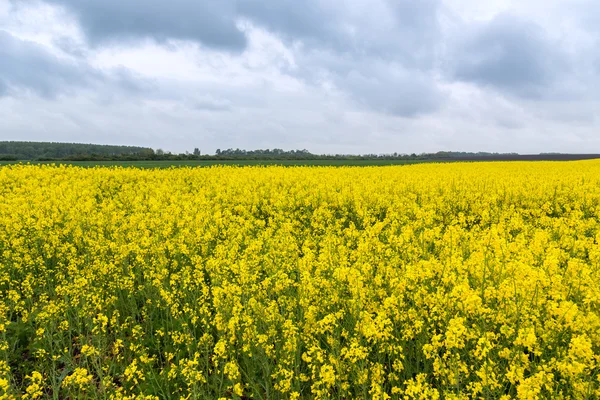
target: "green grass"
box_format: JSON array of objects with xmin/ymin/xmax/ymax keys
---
[{"xmin": 0, "ymin": 159, "xmax": 435, "ymax": 168}]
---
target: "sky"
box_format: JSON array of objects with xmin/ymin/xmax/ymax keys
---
[{"xmin": 0, "ymin": 0, "xmax": 599, "ymax": 154}]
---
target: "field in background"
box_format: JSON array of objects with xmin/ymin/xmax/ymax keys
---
[
  {"xmin": 0, "ymin": 159, "xmax": 433, "ymax": 168},
  {"xmin": 1, "ymin": 162, "xmax": 599, "ymax": 399}
]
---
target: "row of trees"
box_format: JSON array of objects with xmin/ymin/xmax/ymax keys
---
[
  {"xmin": 210, "ymin": 148, "xmax": 521, "ymax": 160},
  {"xmin": 1, "ymin": 142, "xmax": 596, "ymax": 162},
  {"xmin": 0, "ymin": 142, "xmax": 152, "ymax": 161}
]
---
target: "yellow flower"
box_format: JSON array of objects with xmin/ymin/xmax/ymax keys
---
[
  {"xmin": 233, "ymin": 383, "xmax": 244, "ymax": 397},
  {"xmin": 62, "ymin": 368, "xmax": 93, "ymax": 390},
  {"xmin": 23, "ymin": 371, "xmax": 43, "ymax": 399},
  {"xmin": 81, "ymin": 344, "xmax": 100, "ymax": 358}
]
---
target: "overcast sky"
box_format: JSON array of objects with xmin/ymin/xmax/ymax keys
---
[{"xmin": 1, "ymin": 0, "xmax": 599, "ymax": 154}]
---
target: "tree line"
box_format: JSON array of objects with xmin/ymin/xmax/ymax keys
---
[
  {"xmin": 1, "ymin": 142, "xmax": 598, "ymax": 162},
  {"xmin": 0, "ymin": 142, "xmax": 152, "ymax": 161},
  {"xmin": 0, "ymin": 142, "xmax": 514, "ymax": 161}
]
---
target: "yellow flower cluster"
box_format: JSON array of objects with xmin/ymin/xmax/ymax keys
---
[
  {"xmin": 0, "ymin": 162, "xmax": 599, "ymax": 398},
  {"xmin": 62, "ymin": 367, "xmax": 93, "ymax": 390}
]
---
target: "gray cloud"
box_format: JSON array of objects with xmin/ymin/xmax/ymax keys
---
[
  {"xmin": 0, "ymin": 30, "xmax": 97, "ymax": 97},
  {"xmin": 574, "ymin": 0, "xmax": 600, "ymax": 33},
  {"xmin": 53, "ymin": 36, "xmax": 88, "ymax": 58},
  {"xmin": 237, "ymin": 0, "xmax": 348, "ymax": 54},
  {"xmin": 38, "ymin": 0, "xmax": 246, "ymax": 50},
  {"xmin": 334, "ymin": 62, "xmax": 444, "ymax": 117},
  {"xmin": 385, "ymin": 0, "xmax": 441, "ymax": 65},
  {"xmin": 448, "ymin": 14, "xmax": 567, "ymax": 98},
  {"xmin": 0, "ymin": 30, "xmax": 153, "ymax": 99},
  {"xmin": 239, "ymin": 0, "xmax": 441, "ymax": 67},
  {"xmin": 193, "ymin": 102, "xmax": 232, "ymax": 112},
  {"xmin": 239, "ymin": 0, "xmax": 444, "ymax": 116}
]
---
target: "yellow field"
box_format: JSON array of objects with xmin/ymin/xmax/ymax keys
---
[{"xmin": 0, "ymin": 163, "xmax": 599, "ymax": 399}]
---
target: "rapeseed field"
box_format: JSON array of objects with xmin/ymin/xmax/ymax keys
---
[{"xmin": 0, "ymin": 162, "xmax": 599, "ymax": 399}]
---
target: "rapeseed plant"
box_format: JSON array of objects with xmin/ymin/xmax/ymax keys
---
[{"xmin": 0, "ymin": 162, "xmax": 598, "ymax": 398}]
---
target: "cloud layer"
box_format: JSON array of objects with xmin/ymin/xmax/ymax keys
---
[
  {"xmin": 37, "ymin": 0, "xmax": 246, "ymax": 49},
  {"xmin": 0, "ymin": 29, "xmax": 99, "ymax": 97},
  {"xmin": 1, "ymin": 0, "xmax": 599, "ymax": 154},
  {"xmin": 449, "ymin": 13, "xmax": 567, "ymax": 99}
]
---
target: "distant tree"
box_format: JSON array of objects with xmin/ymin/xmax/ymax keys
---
[
  {"xmin": 139, "ymin": 148, "xmax": 155, "ymax": 157},
  {"xmin": 193, "ymin": 148, "xmax": 201, "ymax": 156},
  {"xmin": 156, "ymin": 149, "xmax": 165, "ymax": 156},
  {"xmin": 0, "ymin": 141, "xmax": 152, "ymax": 160}
]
